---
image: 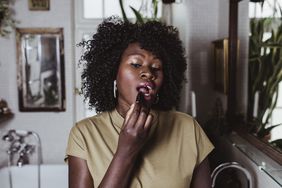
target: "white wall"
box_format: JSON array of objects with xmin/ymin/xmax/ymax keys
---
[
  {"xmin": 181, "ymin": 0, "xmax": 223, "ymax": 122},
  {"xmin": 173, "ymin": 0, "xmax": 249, "ymax": 124},
  {"xmin": 172, "ymin": 0, "xmax": 230, "ymax": 122},
  {"xmin": 0, "ymin": 0, "xmax": 74, "ymax": 164}
]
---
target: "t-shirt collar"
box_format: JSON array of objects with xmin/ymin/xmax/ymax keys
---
[{"xmin": 109, "ymin": 108, "xmax": 159, "ymax": 129}]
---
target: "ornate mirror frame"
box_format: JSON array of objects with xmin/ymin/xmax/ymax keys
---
[{"xmin": 16, "ymin": 28, "xmax": 66, "ymax": 112}]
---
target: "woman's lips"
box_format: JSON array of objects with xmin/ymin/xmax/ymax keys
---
[
  {"xmin": 136, "ymin": 82, "xmax": 156, "ymax": 100},
  {"xmin": 137, "ymin": 82, "xmax": 155, "ymax": 92}
]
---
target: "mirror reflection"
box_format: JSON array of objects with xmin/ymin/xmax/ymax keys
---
[
  {"xmin": 247, "ymin": 0, "xmax": 282, "ymax": 152},
  {"xmin": 16, "ymin": 28, "xmax": 65, "ymax": 111}
]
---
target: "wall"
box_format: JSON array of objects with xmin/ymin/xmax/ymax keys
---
[
  {"xmin": 173, "ymin": 0, "xmax": 248, "ymax": 124},
  {"xmin": 182, "ymin": 0, "xmax": 223, "ymax": 122},
  {"xmin": 172, "ymin": 0, "xmax": 249, "ymax": 125},
  {"xmin": 171, "ymin": 0, "xmax": 221, "ymax": 119},
  {"xmin": 0, "ymin": 0, "xmax": 74, "ymax": 164}
]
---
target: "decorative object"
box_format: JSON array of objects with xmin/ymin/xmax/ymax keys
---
[
  {"xmin": 16, "ymin": 28, "xmax": 65, "ymax": 112},
  {"xmin": 28, "ymin": 0, "xmax": 50, "ymax": 11},
  {"xmin": 213, "ymin": 39, "xmax": 239, "ymax": 94},
  {"xmin": 212, "ymin": 39, "xmax": 229, "ymax": 94},
  {"xmin": 0, "ymin": 98, "xmax": 14, "ymax": 123},
  {"xmin": 0, "ymin": 0, "xmax": 17, "ymax": 37}
]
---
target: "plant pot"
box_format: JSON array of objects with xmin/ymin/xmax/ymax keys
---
[{"xmin": 261, "ymin": 133, "xmax": 271, "ymax": 143}]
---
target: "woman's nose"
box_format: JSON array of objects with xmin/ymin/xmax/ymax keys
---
[{"xmin": 140, "ymin": 67, "xmax": 155, "ymax": 80}]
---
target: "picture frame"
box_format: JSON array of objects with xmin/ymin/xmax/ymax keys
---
[
  {"xmin": 212, "ymin": 39, "xmax": 229, "ymax": 94},
  {"xmin": 28, "ymin": 0, "xmax": 50, "ymax": 11},
  {"xmin": 16, "ymin": 28, "xmax": 65, "ymax": 112}
]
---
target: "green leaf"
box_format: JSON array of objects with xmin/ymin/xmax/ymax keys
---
[
  {"xmin": 130, "ymin": 6, "xmax": 144, "ymax": 24},
  {"xmin": 152, "ymin": 0, "xmax": 158, "ymax": 19},
  {"xmin": 119, "ymin": 0, "xmax": 129, "ymax": 22},
  {"xmin": 257, "ymin": 122, "xmax": 282, "ymax": 138}
]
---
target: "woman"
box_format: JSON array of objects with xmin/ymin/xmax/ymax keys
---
[{"xmin": 66, "ymin": 17, "xmax": 214, "ymax": 188}]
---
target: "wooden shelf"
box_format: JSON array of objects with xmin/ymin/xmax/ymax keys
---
[{"xmin": 0, "ymin": 113, "xmax": 14, "ymax": 123}]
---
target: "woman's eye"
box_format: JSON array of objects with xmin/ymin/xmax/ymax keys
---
[
  {"xmin": 131, "ymin": 63, "xmax": 141, "ymax": 68},
  {"xmin": 152, "ymin": 66, "xmax": 162, "ymax": 71}
]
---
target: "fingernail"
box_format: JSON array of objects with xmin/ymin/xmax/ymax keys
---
[{"xmin": 149, "ymin": 113, "xmax": 154, "ymax": 120}]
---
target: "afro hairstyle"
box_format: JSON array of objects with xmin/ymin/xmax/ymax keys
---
[{"xmin": 79, "ymin": 17, "xmax": 187, "ymax": 113}]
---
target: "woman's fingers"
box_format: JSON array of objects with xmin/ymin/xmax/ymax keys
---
[
  {"xmin": 135, "ymin": 111, "xmax": 153, "ymax": 139},
  {"xmin": 124, "ymin": 103, "xmax": 135, "ymax": 125},
  {"xmin": 123, "ymin": 103, "xmax": 151, "ymax": 131},
  {"xmin": 144, "ymin": 113, "xmax": 153, "ymax": 130},
  {"xmin": 122, "ymin": 93, "xmax": 152, "ymax": 138},
  {"xmin": 134, "ymin": 106, "xmax": 149, "ymax": 129},
  {"xmin": 123, "ymin": 101, "xmax": 141, "ymax": 129}
]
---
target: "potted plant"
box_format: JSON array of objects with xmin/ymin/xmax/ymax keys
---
[
  {"xmin": 0, "ymin": 0, "xmax": 17, "ymax": 37},
  {"xmin": 119, "ymin": 0, "xmax": 159, "ymax": 23}
]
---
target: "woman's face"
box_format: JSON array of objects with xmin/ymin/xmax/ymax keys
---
[{"xmin": 116, "ymin": 43, "xmax": 164, "ymax": 109}]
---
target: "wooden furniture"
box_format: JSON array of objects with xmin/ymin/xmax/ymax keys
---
[
  {"xmin": 0, "ymin": 113, "xmax": 14, "ymax": 124},
  {"xmin": 227, "ymin": 0, "xmax": 242, "ymax": 123}
]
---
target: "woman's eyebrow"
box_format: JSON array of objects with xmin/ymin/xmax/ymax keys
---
[
  {"xmin": 126, "ymin": 53, "xmax": 145, "ymax": 58},
  {"xmin": 127, "ymin": 53, "xmax": 160, "ymax": 61}
]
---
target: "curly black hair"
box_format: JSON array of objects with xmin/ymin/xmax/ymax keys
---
[{"xmin": 79, "ymin": 17, "xmax": 187, "ymax": 113}]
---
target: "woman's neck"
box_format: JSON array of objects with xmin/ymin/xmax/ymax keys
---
[{"xmin": 116, "ymin": 102, "xmax": 131, "ymax": 118}]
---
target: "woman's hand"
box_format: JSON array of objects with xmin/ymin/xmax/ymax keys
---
[
  {"xmin": 116, "ymin": 93, "xmax": 153, "ymax": 159},
  {"xmin": 98, "ymin": 93, "xmax": 154, "ymax": 188}
]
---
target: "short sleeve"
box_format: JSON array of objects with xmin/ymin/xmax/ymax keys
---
[
  {"xmin": 193, "ymin": 119, "xmax": 214, "ymax": 165},
  {"xmin": 65, "ymin": 124, "xmax": 87, "ymax": 162}
]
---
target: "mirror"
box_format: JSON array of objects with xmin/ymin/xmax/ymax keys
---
[
  {"xmin": 247, "ymin": 0, "xmax": 282, "ymax": 150},
  {"xmin": 232, "ymin": 0, "xmax": 282, "ymax": 164},
  {"xmin": 246, "ymin": 0, "xmax": 282, "ymax": 160},
  {"xmin": 16, "ymin": 28, "xmax": 66, "ymax": 112}
]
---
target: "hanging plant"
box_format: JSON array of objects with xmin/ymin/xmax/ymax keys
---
[{"xmin": 0, "ymin": 0, "xmax": 17, "ymax": 37}]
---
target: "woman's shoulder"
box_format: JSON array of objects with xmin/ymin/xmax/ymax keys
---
[
  {"xmin": 73, "ymin": 111, "xmax": 110, "ymax": 130},
  {"xmin": 159, "ymin": 110, "xmax": 194, "ymax": 123},
  {"xmin": 157, "ymin": 110, "xmax": 197, "ymax": 130}
]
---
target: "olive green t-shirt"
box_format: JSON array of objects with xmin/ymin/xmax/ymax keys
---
[{"xmin": 65, "ymin": 109, "xmax": 214, "ymax": 188}]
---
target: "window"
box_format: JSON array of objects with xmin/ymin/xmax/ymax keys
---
[
  {"xmin": 269, "ymin": 83, "xmax": 282, "ymax": 141},
  {"xmin": 249, "ymin": 0, "xmax": 281, "ymax": 18},
  {"xmin": 80, "ymin": 0, "xmax": 162, "ymax": 20}
]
